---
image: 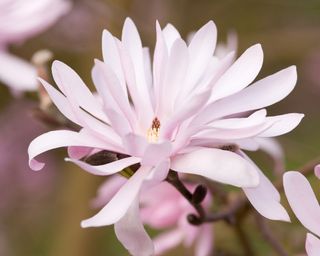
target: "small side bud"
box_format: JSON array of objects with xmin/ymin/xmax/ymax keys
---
[
  {"xmin": 192, "ymin": 184, "xmax": 207, "ymax": 204},
  {"xmin": 187, "ymin": 214, "xmax": 202, "ymax": 225}
]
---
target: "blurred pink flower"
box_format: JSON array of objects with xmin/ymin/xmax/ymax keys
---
[
  {"xmin": 28, "ymin": 18, "xmax": 303, "ymax": 255},
  {"xmin": 284, "ymin": 171, "xmax": 320, "ymax": 255},
  {"xmin": 0, "ymin": 0, "xmax": 71, "ymax": 92},
  {"xmin": 94, "ymin": 176, "xmax": 213, "ymax": 256}
]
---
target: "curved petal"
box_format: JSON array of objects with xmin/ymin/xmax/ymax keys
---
[
  {"xmin": 0, "ymin": 51, "xmax": 36, "ymax": 91},
  {"xmin": 52, "ymin": 60, "xmax": 108, "ymax": 123},
  {"xmin": 28, "ymin": 130, "xmax": 111, "ymax": 171},
  {"xmin": 210, "ymin": 44, "xmax": 263, "ymax": 102},
  {"xmin": 141, "ymin": 142, "xmax": 172, "ymax": 167},
  {"xmin": 81, "ymin": 165, "xmax": 151, "ymax": 227},
  {"xmin": 114, "ymin": 197, "xmax": 154, "ymax": 256},
  {"xmin": 243, "ymin": 154, "xmax": 289, "ymax": 221},
  {"xmin": 306, "ymin": 233, "xmax": 320, "ymax": 256},
  {"xmin": 259, "ymin": 113, "xmax": 304, "ymax": 137},
  {"xmin": 284, "ymin": 171, "xmax": 320, "ymax": 236},
  {"xmin": 67, "ymin": 146, "xmax": 92, "ymax": 159},
  {"xmin": 195, "ymin": 66, "xmax": 297, "ymax": 124},
  {"xmin": 65, "ymin": 156, "xmax": 140, "ymax": 176},
  {"xmin": 171, "ymin": 148, "xmax": 259, "ymax": 188}
]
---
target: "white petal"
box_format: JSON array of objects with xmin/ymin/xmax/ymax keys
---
[
  {"xmin": 65, "ymin": 156, "xmax": 140, "ymax": 176},
  {"xmin": 284, "ymin": 171, "xmax": 320, "ymax": 236},
  {"xmin": 306, "ymin": 233, "xmax": 320, "ymax": 256},
  {"xmin": 162, "ymin": 23, "xmax": 181, "ymax": 51},
  {"xmin": 115, "ymin": 197, "xmax": 154, "ymax": 256},
  {"xmin": 52, "ymin": 60, "xmax": 108, "ymax": 123},
  {"xmin": 171, "ymin": 148, "xmax": 259, "ymax": 188},
  {"xmin": 258, "ymin": 113, "xmax": 304, "ymax": 137},
  {"xmin": 28, "ymin": 130, "xmax": 111, "ymax": 171},
  {"xmin": 210, "ymin": 44, "xmax": 263, "ymax": 102},
  {"xmin": 187, "ymin": 21, "xmax": 217, "ymax": 88},
  {"xmin": 0, "ymin": 51, "xmax": 36, "ymax": 91},
  {"xmin": 195, "ymin": 66, "xmax": 297, "ymax": 124},
  {"xmin": 81, "ymin": 165, "xmax": 151, "ymax": 227},
  {"xmin": 243, "ymin": 154, "xmax": 290, "ymax": 221}
]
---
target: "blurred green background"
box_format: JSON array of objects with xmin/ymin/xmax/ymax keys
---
[{"xmin": 1, "ymin": 0, "xmax": 320, "ymax": 255}]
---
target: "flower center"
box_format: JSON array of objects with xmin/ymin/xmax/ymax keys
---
[{"xmin": 147, "ymin": 117, "xmax": 161, "ymax": 143}]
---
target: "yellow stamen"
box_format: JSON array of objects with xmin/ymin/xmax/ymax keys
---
[{"xmin": 147, "ymin": 117, "xmax": 161, "ymax": 143}]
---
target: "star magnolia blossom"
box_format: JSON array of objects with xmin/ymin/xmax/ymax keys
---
[
  {"xmin": 284, "ymin": 171, "xmax": 320, "ymax": 256},
  {"xmin": 28, "ymin": 18, "xmax": 303, "ymax": 255},
  {"xmin": 94, "ymin": 176, "xmax": 213, "ymax": 256},
  {"xmin": 0, "ymin": 0, "xmax": 71, "ymax": 92}
]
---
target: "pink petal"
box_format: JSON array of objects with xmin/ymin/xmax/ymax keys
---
[
  {"xmin": 153, "ymin": 21, "xmax": 169, "ymax": 108},
  {"xmin": 259, "ymin": 113, "xmax": 304, "ymax": 137},
  {"xmin": 38, "ymin": 78, "xmax": 81, "ymax": 125},
  {"xmin": 194, "ymin": 66, "xmax": 297, "ymax": 125},
  {"xmin": 92, "ymin": 175, "xmax": 126, "ymax": 208},
  {"xmin": 242, "ymin": 153, "xmax": 289, "ymax": 221},
  {"xmin": 284, "ymin": 171, "xmax": 320, "ymax": 236},
  {"xmin": 314, "ymin": 165, "xmax": 320, "ymax": 180},
  {"xmin": 154, "ymin": 229, "xmax": 184, "ymax": 255},
  {"xmin": 114, "ymin": 197, "xmax": 154, "ymax": 256},
  {"xmin": 187, "ymin": 21, "xmax": 217, "ymax": 88},
  {"xmin": 210, "ymin": 44, "xmax": 263, "ymax": 102},
  {"xmin": 93, "ymin": 60, "xmax": 136, "ymax": 128},
  {"xmin": 243, "ymin": 170, "xmax": 290, "ymax": 221},
  {"xmin": 162, "ymin": 23, "xmax": 181, "ymax": 51},
  {"xmin": 156, "ymin": 38, "xmax": 188, "ymax": 120},
  {"xmin": 65, "ymin": 156, "xmax": 140, "ymax": 176},
  {"xmin": 102, "ymin": 29, "xmax": 126, "ymax": 93},
  {"xmin": 141, "ymin": 141, "xmax": 171, "ymax": 167},
  {"xmin": 171, "ymin": 148, "xmax": 259, "ymax": 188},
  {"xmin": 81, "ymin": 165, "xmax": 151, "ymax": 227},
  {"xmin": 306, "ymin": 233, "xmax": 320, "ymax": 256},
  {"xmin": 52, "ymin": 60, "xmax": 108, "ymax": 123},
  {"xmin": 67, "ymin": 146, "xmax": 92, "ymax": 159},
  {"xmin": 122, "ymin": 133, "xmax": 148, "ymax": 157},
  {"xmin": 28, "ymin": 130, "xmax": 111, "ymax": 171},
  {"xmin": 0, "ymin": 51, "xmax": 37, "ymax": 91},
  {"xmin": 195, "ymin": 225, "xmax": 214, "ymax": 256},
  {"xmin": 121, "ymin": 18, "xmax": 153, "ymax": 115}
]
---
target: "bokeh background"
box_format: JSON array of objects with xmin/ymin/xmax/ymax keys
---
[{"xmin": 1, "ymin": 0, "xmax": 320, "ymax": 255}]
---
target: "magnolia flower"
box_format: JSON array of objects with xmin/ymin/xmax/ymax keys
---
[
  {"xmin": 28, "ymin": 18, "xmax": 303, "ymax": 255},
  {"xmin": 284, "ymin": 171, "xmax": 320, "ymax": 256},
  {"xmin": 0, "ymin": 0, "xmax": 71, "ymax": 92},
  {"xmin": 93, "ymin": 176, "xmax": 213, "ymax": 256}
]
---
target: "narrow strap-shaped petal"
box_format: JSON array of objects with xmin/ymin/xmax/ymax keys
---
[
  {"xmin": 81, "ymin": 165, "xmax": 151, "ymax": 227},
  {"xmin": 194, "ymin": 225, "xmax": 214, "ymax": 256},
  {"xmin": 284, "ymin": 171, "xmax": 320, "ymax": 236},
  {"xmin": 162, "ymin": 23, "xmax": 181, "ymax": 51},
  {"xmin": 28, "ymin": 130, "xmax": 112, "ymax": 171},
  {"xmin": 258, "ymin": 113, "xmax": 304, "ymax": 137},
  {"xmin": 115, "ymin": 196, "xmax": 154, "ymax": 256},
  {"xmin": 102, "ymin": 29, "xmax": 126, "ymax": 94},
  {"xmin": 187, "ymin": 21, "xmax": 217, "ymax": 89},
  {"xmin": 65, "ymin": 156, "xmax": 140, "ymax": 176},
  {"xmin": 52, "ymin": 60, "xmax": 109, "ymax": 123},
  {"xmin": 0, "ymin": 51, "xmax": 36, "ymax": 91},
  {"xmin": 194, "ymin": 66, "xmax": 297, "ymax": 125},
  {"xmin": 171, "ymin": 148, "xmax": 259, "ymax": 188},
  {"xmin": 209, "ymin": 44, "xmax": 263, "ymax": 102},
  {"xmin": 243, "ymin": 153, "xmax": 289, "ymax": 221},
  {"xmin": 156, "ymin": 38, "xmax": 188, "ymax": 120}
]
